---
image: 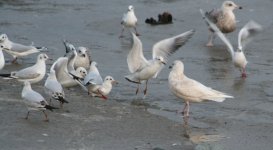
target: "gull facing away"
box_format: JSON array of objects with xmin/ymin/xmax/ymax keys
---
[
  {"xmin": 0, "ymin": 53, "xmax": 48, "ymax": 84},
  {"xmin": 202, "ymin": 1, "xmax": 242, "ymax": 47},
  {"xmin": 22, "ymin": 81, "xmax": 57, "ymax": 121},
  {"xmin": 125, "ymin": 30, "xmax": 195, "ymax": 97},
  {"xmin": 51, "ymin": 49, "xmax": 87, "ymax": 88},
  {"xmin": 201, "ymin": 9, "xmax": 262, "ymax": 77},
  {"xmin": 44, "ymin": 70, "xmax": 68, "ymax": 108},
  {"xmin": 0, "ymin": 34, "xmax": 46, "ymax": 63},
  {"xmin": 168, "ymin": 60, "xmax": 233, "ymax": 117},
  {"xmin": 63, "ymin": 40, "xmax": 91, "ymax": 70},
  {"xmin": 83, "ymin": 61, "xmax": 103, "ymax": 86},
  {"xmin": 119, "ymin": 5, "xmax": 139, "ymax": 38}
]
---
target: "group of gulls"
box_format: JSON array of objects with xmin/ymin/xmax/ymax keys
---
[{"xmin": 0, "ymin": 1, "xmax": 263, "ymax": 121}]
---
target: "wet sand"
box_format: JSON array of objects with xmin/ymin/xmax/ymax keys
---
[{"xmin": 0, "ymin": 0, "xmax": 273, "ymax": 150}]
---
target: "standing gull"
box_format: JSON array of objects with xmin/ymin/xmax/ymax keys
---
[
  {"xmin": 0, "ymin": 53, "xmax": 48, "ymax": 84},
  {"xmin": 202, "ymin": 1, "xmax": 242, "ymax": 47},
  {"xmin": 201, "ymin": 9, "xmax": 262, "ymax": 77},
  {"xmin": 0, "ymin": 34, "xmax": 46, "ymax": 63},
  {"xmin": 22, "ymin": 81, "xmax": 57, "ymax": 121},
  {"xmin": 119, "ymin": 5, "xmax": 139, "ymax": 38},
  {"xmin": 168, "ymin": 60, "xmax": 233, "ymax": 117},
  {"xmin": 44, "ymin": 70, "xmax": 68, "ymax": 108},
  {"xmin": 125, "ymin": 30, "xmax": 195, "ymax": 97}
]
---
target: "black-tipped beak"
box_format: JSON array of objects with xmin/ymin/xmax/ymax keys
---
[
  {"xmin": 169, "ymin": 66, "xmax": 173, "ymax": 69},
  {"xmin": 112, "ymin": 80, "xmax": 118, "ymax": 85},
  {"xmin": 238, "ymin": 6, "xmax": 243, "ymax": 9},
  {"xmin": 161, "ymin": 61, "xmax": 166, "ymax": 65}
]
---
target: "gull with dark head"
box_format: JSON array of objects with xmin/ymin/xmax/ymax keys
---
[
  {"xmin": 120, "ymin": 5, "xmax": 139, "ymax": 38},
  {"xmin": 168, "ymin": 60, "xmax": 233, "ymax": 117},
  {"xmin": 0, "ymin": 33, "xmax": 46, "ymax": 63},
  {"xmin": 202, "ymin": 1, "xmax": 242, "ymax": 47},
  {"xmin": 22, "ymin": 81, "xmax": 57, "ymax": 121},
  {"xmin": 0, "ymin": 53, "xmax": 48, "ymax": 83},
  {"xmin": 125, "ymin": 30, "xmax": 195, "ymax": 97},
  {"xmin": 201, "ymin": 9, "xmax": 262, "ymax": 78}
]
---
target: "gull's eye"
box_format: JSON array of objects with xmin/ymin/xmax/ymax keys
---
[{"xmin": 228, "ymin": 3, "xmax": 232, "ymax": 6}]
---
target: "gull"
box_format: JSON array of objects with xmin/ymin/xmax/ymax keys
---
[
  {"xmin": 0, "ymin": 44, "xmax": 7, "ymax": 71},
  {"xmin": 168, "ymin": 60, "xmax": 233, "ymax": 117},
  {"xmin": 201, "ymin": 10, "xmax": 262, "ymax": 77},
  {"xmin": 0, "ymin": 53, "xmax": 48, "ymax": 83},
  {"xmin": 125, "ymin": 30, "xmax": 195, "ymax": 97},
  {"xmin": 83, "ymin": 61, "xmax": 103, "ymax": 86},
  {"xmin": 63, "ymin": 40, "xmax": 91, "ymax": 70},
  {"xmin": 120, "ymin": 5, "xmax": 139, "ymax": 38},
  {"xmin": 87, "ymin": 76, "xmax": 117, "ymax": 100},
  {"xmin": 44, "ymin": 70, "xmax": 68, "ymax": 108},
  {"xmin": 22, "ymin": 81, "xmax": 57, "ymax": 121},
  {"xmin": 51, "ymin": 49, "xmax": 87, "ymax": 88},
  {"xmin": 0, "ymin": 33, "xmax": 46, "ymax": 63},
  {"xmin": 202, "ymin": 1, "xmax": 242, "ymax": 47}
]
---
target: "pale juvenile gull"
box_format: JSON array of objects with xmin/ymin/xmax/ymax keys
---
[
  {"xmin": 168, "ymin": 60, "xmax": 233, "ymax": 117},
  {"xmin": 0, "ymin": 33, "xmax": 46, "ymax": 63},
  {"xmin": 202, "ymin": 1, "xmax": 242, "ymax": 47},
  {"xmin": 0, "ymin": 53, "xmax": 48, "ymax": 84},
  {"xmin": 119, "ymin": 5, "xmax": 139, "ymax": 38},
  {"xmin": 44, "ymin": 70, "xmax": 68, "ymax": 108},
  {"xmin": 201, "ymin": 9, "xmax": 262, "ymax": 77},
  {"xmin": 125, "ymin": 30, "xmax": 195, "ymax": 97},
  {"xmin": 22, "ymin": 81, "xmax": 57, "ymax": 121}
]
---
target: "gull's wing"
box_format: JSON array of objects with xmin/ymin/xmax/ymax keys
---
[
  {"xmin": 152, "ymin": 29, "xmax": 195, "ymax": 61},
  {"xmin": 238, "ymin": 20, "xmax": 262, "ymax": 51},
  {"xmin": 63, "ymin": 40, "xmax": 76, "ymax": 55},
  {"xmin": 152, "ymin": 30, "xmax": 195, "ymax": 78},
  {"xmin": 84, "ymin": 72, "xmax": 103, "ymax": 85},
  {"xmin": 23, "ymin": 90, "xmax": 45, "ymax": 103},
  {"xmin": 14, "ymin": 67, "xmax": 40, "ymax": 79},
  {"xmin": 45, "ymin": 79, "xmax": 63, "ymax": 93},
  {"xmin": 200, "ymin": 9, "xmax": 234, "ymax": 59},
  {"xmin": 205, "ymin": 9, "xmax": 221, "ymax": 24},
  {"xmin": 127, "ymin": 33, "xmax": 149, "ymax": 73},
  {"xmin": 67, "ymin": 49, "xmax": 77, "ymax": 74}
]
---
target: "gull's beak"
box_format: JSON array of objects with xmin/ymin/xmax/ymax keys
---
[
  {"xmin": 82, "ymin": 54, "xmax": 86, "ymax": 57},
  {"xmin": 112, "ymin": 80, "xmax": 118, "ymax": 85},
  {"xmin": 161, "ymin": 61, "xmax": 166, "ymax": 65},
  {"xmin": 235, "ymin": 4, "xmax": 243, "ymax": 9},
  {"xmin": 169, "ymin": 66, "xmax": 173, "ymax": 69}
]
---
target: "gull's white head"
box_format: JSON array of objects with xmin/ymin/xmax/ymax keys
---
[
  {"xmin": 77, "ymin": 47, "xmax": 88, "ymax": 57},
  {"xmin": 104, "ymin": 76, "xmax": 118, "ymax": 85},
  {"xmin": 222, "ymin": 1, "xmax": 242, "ymax": 11},
  {"xmin": 155, "ymin": 56, "xmax": 166, "ymax": 65},
  {"xmin": 0, "ymin": 34, "xmax": 8, "ymax": 43},
  {"xmin": 128, "ymin": 5, "xmax": 134, "ymax": 11},
  {"xmin": 91, "ymin": 61, "xmax": 97, "ymax": 67},
  {"xmin": 37, "ymin": 53, "xmax": 49, "ymax": 62},
  {"xmin": 170, "ymin": 60, "xmax": 184, "ymax": 73},
  {"xmin": 76, "ymin": 67, "xmax": 87, "ymax": 78},
  {"xmin": 0, "ymin": 44, "xmax": 8, "ymax": 50}
]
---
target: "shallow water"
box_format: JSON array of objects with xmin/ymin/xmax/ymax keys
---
[{"xmin": 1, "ymin": 0, "xmax": 273, "ymax": 149}]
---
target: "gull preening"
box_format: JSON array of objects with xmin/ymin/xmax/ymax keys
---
[
  {"xmin": 168, "ymin": 60, "xmax": 233, "ymax": 117},
  {"xmin": 201, "ymin": 9, "xmax": 262, "ymax": 77},
  {"xmin": 120, "ymin": 5, "xmax": 139, "ymax": 38},
  {"xmin": 22, "ymin": 81, "xmax": 57, "ymax": 121},
  {"xmin": 125, "ymin": 30, "xmax": 195, "ymax": 97},
  {"xmin": 63, "ymin": 40, "xmax": 91, "ymax": 70},
  {"xmin": 0, "ymin": 33, "xmax": 46, "ymax": 63},
  {"xmin": 0, "ymin": 53, "xmax": 48, "ymax": 84},
  {"xmin": 44, "ymin": 70, "xmax": 68, "ymax": 108},
  {"xmin": 51, "ymin": 49, "xmax": 87, "ymax": 88},
  {"xmin": 202, "ymin": 1, "xmax": 242, "ymax": 47}
]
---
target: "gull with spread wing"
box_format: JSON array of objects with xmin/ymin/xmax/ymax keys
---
[
  {"xmin": 201, "ymin": 9, "xmax": 262, "ymax": 77},
  {"xmin": 22, "ymin": 81, "xmax": 57, "ymax": 121},
  {"xmin": 125, "ymin": 30, "xmax": 195, "ymax": 97},
  {"xmin": 168, "ymin": 60, "xmax": 233, "ymax": 117},
  {"xmin": 0, "ymin": 53, "xmax": 48, "ymax": 83},
  {"xmin": 0, "ymin": 34, "xmax": 46, "ymax": 63}
]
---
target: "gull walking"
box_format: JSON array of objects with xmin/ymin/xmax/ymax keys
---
[
  {"xmin": 120, "ymin": 5, "xmax": 139, "ymax": 38},
  {"xmin": 0, "ymin": 34, "xmax": 46, "ymax": 63},
  {"xmin": 201, "ymin": 10, "xmax": 262, "ymax": 77},
  {"xmin": 0, "ymin": 53, "xmax": 48, "ymax": 83},
  {"xmin": 168, "ymin": 60, "xmax": 233, "ymax": 117},
  {"xmin": 22, "ymin": 81, "xmax": 57, "ymax": 121},
  {"xmin": 125, "ymin": 30, "xmax": 195, "ymax": 97},
  {"xmin": 44, "ymin": 70, "xmax": 68, "ymax": 108},
  {"xmin": 202, "ymin": 1, "xmax": 242, "ymax": 47}
]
